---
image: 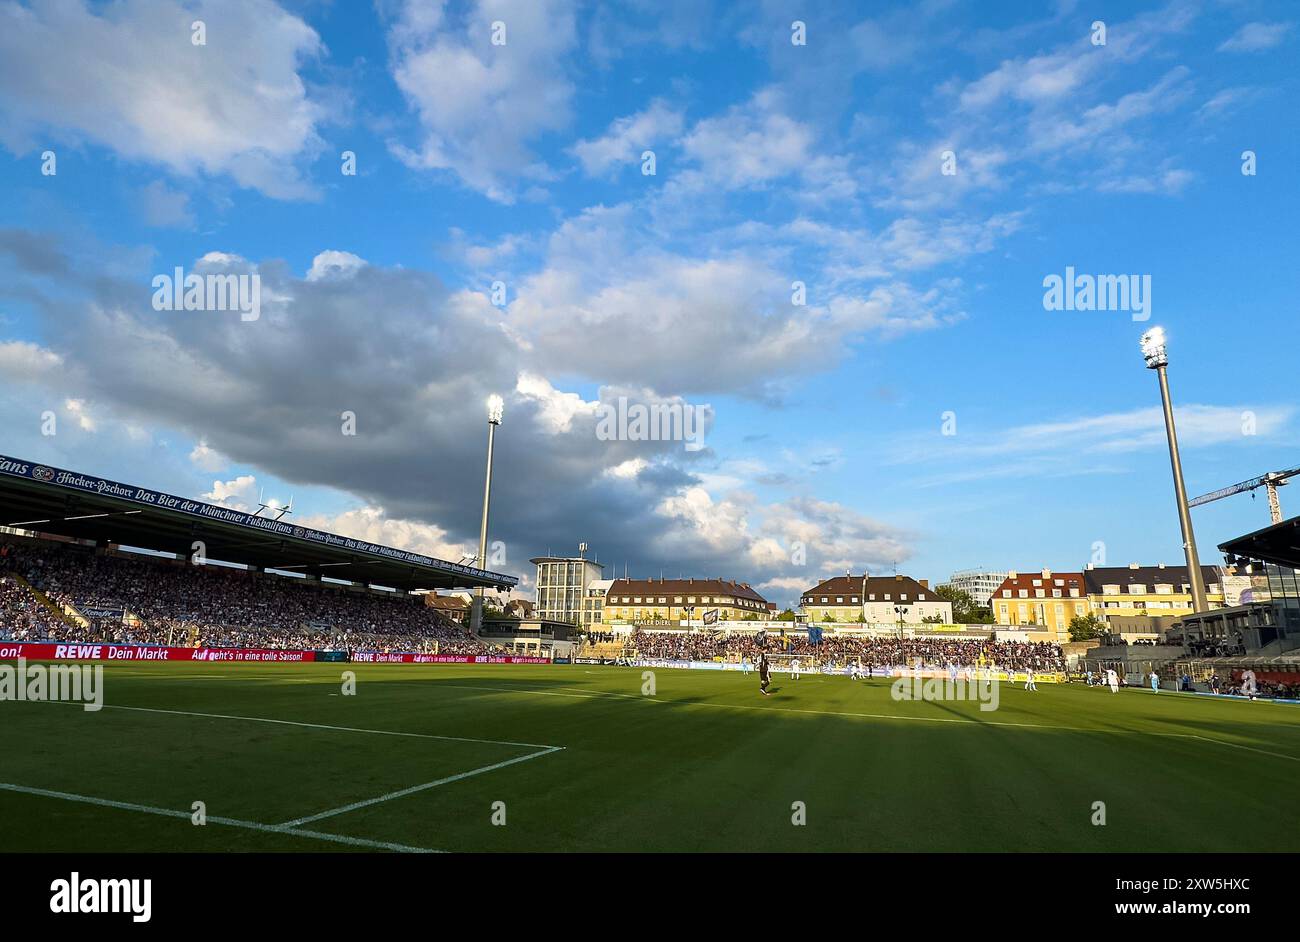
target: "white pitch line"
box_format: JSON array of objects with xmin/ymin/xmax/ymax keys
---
[
  {"xmin": 0, "ymin": 782, "xmax": 440, "ymax": 853},
  {"xmin": 1191, "ymin": 735, "xmax": 1300, "ymax": 763},
  {"xmin": 49, "ymin": 700, "xmax": 558, "ymax": 751},
  {"xmin": 278, "ymin": 745, "xmax": 565, "ymax": 828}
]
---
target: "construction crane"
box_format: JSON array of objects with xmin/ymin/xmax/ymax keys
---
[{"xmin": 1189, "ymin": 466, "xmax": 1300, "ymax": 524}]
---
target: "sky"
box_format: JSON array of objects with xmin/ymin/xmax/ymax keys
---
[{"xmin": 0, "ymin": 0, "xmax": 1296, "ymax": 609}]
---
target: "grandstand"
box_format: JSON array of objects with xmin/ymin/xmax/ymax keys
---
[{"xmin": 0, "ymin": 455, "xmax": 517, "ymax": 655}]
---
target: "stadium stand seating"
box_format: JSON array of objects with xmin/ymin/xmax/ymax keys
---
[
  {"xmin": 627, "ymin": 628, "xmax": 1066, "ymax": 671},
  {"xmin": 0, "ymin": 536, "xmax": 501, "ymax": 654}
]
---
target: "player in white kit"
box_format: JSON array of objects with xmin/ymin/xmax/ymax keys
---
[{"xmin": 790, "ymin": 657, "xmax": 801, "ymax": 680}]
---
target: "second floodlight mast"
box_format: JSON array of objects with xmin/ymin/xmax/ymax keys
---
[
  {"xmin": 472, "ymin": 394, "xmax": 504, "ymax": 634},
  {"xmin": 1140, "ymin": 327, "xmax": 1208, "ymax": 614}
]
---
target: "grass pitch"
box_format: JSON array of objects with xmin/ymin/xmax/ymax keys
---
[{"xmin": 1, "ymin": 661, "xmax": 1297, "ymax": 853}]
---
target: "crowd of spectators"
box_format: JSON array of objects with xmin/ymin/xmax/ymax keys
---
[
  {"xmin": 0, "ymin": 538, "xmax": 501, "ymax": 654},
  {"xmin": 626, "ymin": 629, "xmax": 1066, "ymax": 671}
]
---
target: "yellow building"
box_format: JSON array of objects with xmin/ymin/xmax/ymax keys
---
[
  {"xmin": 1083, "ymin": 563, "xmax": 1224, "ymax": 621},
  {"xmin": 602, "ymin": 577, "xmax": 770, "ymax": 624},
  {"xmin": 991, "ymin": 569, "xmax": 1090, "ymax": 640}
]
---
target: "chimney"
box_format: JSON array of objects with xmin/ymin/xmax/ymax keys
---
[
  {"xmin": 895, "ymin": 574, "xmax": 902, "ymax": 581},
  {"xmin": 1008, "ymin": 570, "xmax": 1018, "ymax": 579},
  {"xmin": 1129, "ymin": 562, "xmax": 1140, "ymax": 569},
  {"xmin": 919, "ymin": 579, "xmax": 929, "ymax": 589},
  {"xmin": 1041, "ymin": 568, "xmax": 1051, "ymax": 579}
]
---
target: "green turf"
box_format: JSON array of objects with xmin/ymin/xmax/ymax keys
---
[{"xmin": 1, "ymin": 661, "xmax": 1297, "ymax": 852}]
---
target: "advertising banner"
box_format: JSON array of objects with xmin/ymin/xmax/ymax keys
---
[{"xmin": 0, "ymin": 642, "xmax": 316, "ymax": 662}]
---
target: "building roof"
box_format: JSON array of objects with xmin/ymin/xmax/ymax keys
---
[
  {"xmin": 801, "ymin": 574, "xmax": 940, "ymax": 603},
  {"xmin": 1220, "ymin": 515, "xmax": 1300, "ymax": 570},
  {"xmin": 606, "ymin": 577, "xmax": 768, "ymax": 604},
  {"xmin": 426, "ymin": 593, "xmax": 469, "ymax": 611},
  {"xmin": 1082, "ymin": 563, "xmax": 1222, "ymax": 593},
  {"xmin": 0, "ymin": 454, "xmax": 516, "ymax": 592},
  {"xmin": 529, "ymin": 555, "xmax": 605, "ymax": 568},
  {"xmin": 993, "ymin": 570, "xmax": 1086, "ymax": 597}
]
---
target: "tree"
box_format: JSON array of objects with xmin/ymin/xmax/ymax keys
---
[
  {"xmin": 1068, "ymin": 612, "xmax": 1107, "ymax": 642},
  {"xmin": 934, "ymin": 585, "xmax": 994, "ymax": 624},
  {"xmin": 921, "ymin": 613, "xmax": 944, "ymax": 624},
  {"xmin": 776, "ymin": 609, "xmax": 797, "ymax": 622}
]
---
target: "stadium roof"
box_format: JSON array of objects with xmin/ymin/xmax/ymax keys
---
[
  {"xmin": 0, "ymin": 454, "xmax": 517, "ymax": 592},
  {"xmin": 1220, "ymin": 515, "xmax": 1300, "ymax": 570}
]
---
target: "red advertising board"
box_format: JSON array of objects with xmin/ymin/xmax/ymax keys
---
[
  {"xmin": 348, "ymin": 651, "xmax": 550, "ymax": 664},
  {"xmin": 0, "ymin": 642, "xmax": 550, "ymax": 665},
  {"xmin": 0, "ymin": 642, "xmax": 316, "ymax": 662}
]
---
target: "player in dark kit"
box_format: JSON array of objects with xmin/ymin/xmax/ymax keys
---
[{"xmin": 758, "ymin": 653, "xmax": 771, "ymax": 696}]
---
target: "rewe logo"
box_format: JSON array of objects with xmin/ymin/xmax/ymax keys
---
[{"xmin": 50, "ymin": 872, "xmax": 151, "ymax": 923}]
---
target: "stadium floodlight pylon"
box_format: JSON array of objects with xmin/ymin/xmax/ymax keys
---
[
  {"xmin": 1139, "ymin": 327, "xmax": 1207, "ymax": 615},
  {"xmin": 472, "ymin": 395, "xmax": 504, "ymax": 633}
]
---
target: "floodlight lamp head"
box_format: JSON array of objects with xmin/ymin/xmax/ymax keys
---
[
  {"xmin": 487, "ymin": 394, "xmax": 504, "ymax": 425},
  {"xmin": 1139, "ymin": 327, "xmax": 1168, "ymax": 369}
]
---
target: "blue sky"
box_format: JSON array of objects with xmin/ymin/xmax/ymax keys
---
[{"xmin": 0, "ymin": 0, "xmax": 1296, "ymax": 608}]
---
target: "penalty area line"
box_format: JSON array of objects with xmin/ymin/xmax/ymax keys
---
[
  {"xmin": 278, "ymin": 745, "xmax": 564, "ymax": 828},
  {"xmin": 0, "ymin": 782, "xmax": 441, "ymax": 853}
]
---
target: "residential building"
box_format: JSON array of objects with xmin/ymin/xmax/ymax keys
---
[
  {"xmin": 1082, "ymin": 563, "xmax": 1224, "ymax": 621},
  {"xmin": 800, "ymin": 574, "xmax": 952, "ymax": 624},
  {"xmin": 602, "ymin": 577, "xmax": 770, "ymax": 624},
  {"xmin": 425, "ymin": 592, "xmax": 469, "ymax": 624},
  {"xmin": 991, "ymin": 569, "xmax": 1089, "ymax": 639}
]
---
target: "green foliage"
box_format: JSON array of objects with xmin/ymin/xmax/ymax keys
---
[
  {"xmin": 935, "ymin": 584, "xmax": 994, "ymax": 624},
  {"xmin": 1068, "ymin": 612, "xmax": 1107, "ymax": 642}
]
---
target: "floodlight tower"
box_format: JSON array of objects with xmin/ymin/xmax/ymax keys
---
[
  {"xmin": 471, "ymin": 394, "xmax": 504, "ymax": 633},
  {"xmin": 1139, "ymin": 328, "xmax": 1208, "ymax": 613}
]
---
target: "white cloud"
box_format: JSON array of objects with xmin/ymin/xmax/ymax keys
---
[
  {"xmin": 0, "ymin": 341, "xmax": 63, "ymax": 383},
  {"xmin": 63, "ymin": 398, "xmax": 96, "ymax": 432},
  {"xmin": 202, "ymin": 475, "xmax": 259, "ymax": 511},
  {"xmin": 0, "ymin": 0, "xmax": 326, "ymax": 199},
  {"xmin": 306, "ymin": 251, "xmax": 367, "ymax": 282},
  {"xmin": 570, "ymin": 99, "xmax": 683, "ymax": 176},
  {"xmin": 678, "ymin": 89, "xmax": 814, "ymax": 189},
  {"xmin": 189, "ymin": 440, "xmax": 227, "ymax": 472},
  {"xmin": 515, "ymin": 372, "xmax": 599, "ymax": 433},
  {"xmin": 296, "ymin": 506, "xmax": 471, "ymax": 562},
  {"xmin": 387, "ymin": 0, "xmax": 578, "ymax": 201},
  {"xmin": 1218, "ymin": 21, "xmax": 1293, "ymax": 53}
]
